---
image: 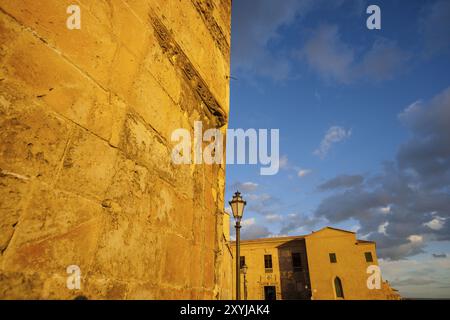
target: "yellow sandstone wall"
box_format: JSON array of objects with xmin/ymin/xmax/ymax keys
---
[
  {"xmin": 218, "ymin": 212, "xmax": 233, "ymax": 299},
  {"xmin": 0, "ymin": 0, "xmax": 231, "ymax": 299}
]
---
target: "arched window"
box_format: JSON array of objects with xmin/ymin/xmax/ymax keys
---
[{"xmin": 334, "ymin": 277, "xmax": 344, "ymax": 298}]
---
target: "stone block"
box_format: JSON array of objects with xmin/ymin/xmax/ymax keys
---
[
  {"xmin": 203, "ymin": 248, "xmax": 216, "ymax": 289},
  {"xmin": 204, "ymin": 212, "xmax": 217, "ymax": 250},
  {"xmin": 161, "ymin": 233, "xmax": 190, "ymax": 287},
  {"xmin": 139, "ymin": 26, "xmax": 183, "ymax": 105},
  {"xmin": 0, "ymin": 12, "xmax": 116, "ymax": 142},
  {"xmin": 56, "ymin": 127, "xmax": 118, "ymax": 200},
  {"xmin": 2, "ymin": 213, "xmax": 102, "ymax": 276},
  {"xmin": 88, "ymin": 210, "xmax": 160, "ymax": 285},
  {"xmin": 109, "ymin": 45, "xmax": 140, "ymax": 102},
  {"xmin": 0, "ymin": 99, "xmax": 72, "ymax": 184},
  {"xmin": 128, "ymin": 67, "xmax": 185, "ymax": 142},
  {"xmin": 108, "ymin": 0, "xmax": 151, "ymax": 58},
  {"xmin": 3, "ymin": 184, "xmax": 103, "ymax": 250},
  {"xmin": 0, "ymin": 271, "xmax": 44, "ymax": 299},
  {"xmin": 189, "ymin": 245, "xmax": 204, "ymax": 288},
  {"xmin": 0, "ymin": 0, "xmax": 118, "ymax": 89},
  {"xmin": 0, "ymin": 173, "xmax": 30, "ymax": 253},
  {"xmin": 104, "ymin": 152, "xmax": 152, "ymax": 214},
  {"xmin": 127, "ymin": 281, "xmax": 158, "ymax": 300},
  {"xmin": 120, "ymin": 112, "xmax": 173, "ymax": 180}
]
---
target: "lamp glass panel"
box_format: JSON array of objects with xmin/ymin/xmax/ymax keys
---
[
  {"xmin": 231, "ymin": 201, "xmax": 239, "ymax": 218},
  {"xmin": 237, "ymin": 201, "xmax": 243, "ymax": 218}
]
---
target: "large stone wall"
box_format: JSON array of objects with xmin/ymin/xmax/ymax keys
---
[{"xmin": 0, "ymin": 0, "xmax": 231, "ymax": 299}]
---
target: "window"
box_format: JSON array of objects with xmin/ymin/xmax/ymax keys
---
[
  {"xmin": 364, "ymin": 252, "xmax": 373, "ymax": 262},
  {"xmin": 264, "ymin": 286, "xmax": 276, "ymax": 300},
  {"xmin": 264, "ymin": 254, "xmax": 273, "ymax": 269},
  {"xmin": 292, "ymin": 252, "xmax": 302, "ymax": 270},
  {"xmin": 334, "ymin": 277, "xmax": 344, "ymax": 298},
  {"xmin": 329, "ymin": 253, "xmax": 337, "ymax": 263},
  {"xmin": 240, "ymin": 256, "xmax": 245, "ymax": 268}
]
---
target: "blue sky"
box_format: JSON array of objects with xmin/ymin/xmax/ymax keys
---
[{"xmin": 225, "ymin": 0, "xmax": 450, "ymax": 298}]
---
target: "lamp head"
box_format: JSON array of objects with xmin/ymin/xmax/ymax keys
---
[{"xmin": 229, "ymin": 191, "xmax": 246, "ymax": 222}]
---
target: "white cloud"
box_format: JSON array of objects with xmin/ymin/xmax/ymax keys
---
[
  {"xmin": 265, "ymin": 214, "xmax": 282, "ymax": 222},
  {"xmin": 424, "ymin": 217, "xmax": 445, "ymax": 230},
  {"xmin": 398, "ymin": 100, "xmax": 423, "ymax": 126},
  {"xmin": 408, "ymin": 235, "xmax": 424, "ymax": 243},
  {"xmin": 241, "ymin": 217, "xmax": 256, "ymax": 227},
  {"xmin": 279, "ymin": 155, "xmax": 289, "ymax": 169},
  {"xmin": 241, "ymin": 224, "xmax": 272, "ymax": 240},
  {"xmin": 379, "ymin": 205, "xmax": 391, "ymax": 214},
  {"xmin": 380, "ymin": 255, "xmax": 450, "ymax": 298},
  {"xmin": 241, "ymin": 182, "xmax": 258, "ymax": 192},
  {"xmin": 298, "ymin": 169, "xmax": 312, "ymax": 178},
  {"xmin": 380, "ymin": 239, "xmax": 425, "ymax": 261},
  {"xmin": 378, "ymin": 221, "xmax": 389, "ymax": 235},
  {"xmin": 230, "ymin": 218, "xmax": 272, "ymax": 240},
  {"xmin": 231, "ymin": 181, "xmax": 259, "ymax": 193},
  {"xmin": 268, "ymin": 233, "xmax": 289, "ymax": 238},
  {"xmin": 314, "ymin": 126, "xmax": 352, "ymax": 158},
  {"xmin": 246, "ymin": 193, "xmax": 272, "ymax": 202}
]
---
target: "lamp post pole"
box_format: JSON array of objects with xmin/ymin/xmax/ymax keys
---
[
  {"xmin": 235, "ymin": 220, "xmax": 241, "ymax": 300},
  {"xmin": 229, "ymin": 191, "xmax": 246, "ymax": 301}
]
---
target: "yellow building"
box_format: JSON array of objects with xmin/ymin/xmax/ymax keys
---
[
  {"xmin": 217, "ymin": 211, "xmax": 234, "ymax": 299},
  {"xmin": 231, "ymin": 227, "xmax": 401, "ymax": 300}
]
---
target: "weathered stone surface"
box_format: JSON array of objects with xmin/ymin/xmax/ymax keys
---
[
  {"xmin": 0, "ymin": 172, "xmax": 30, "ymax": 254},
  {"xmin": 88, "ymin": 210, "xmax": 160, "ymax": 285},
  {"xmin": 0, "ymin": 99, "xmax": 72, "ymax": 184},
  {"xmin": 104, "ymin": 153, "xmax": 152, "ymax": 214},
  {"xmin": 120, "ymin": 112, "xmax": 174, "ymax": 181},
  {"xmin": 0, "ymin": 0, "xmax": 232, "ymax": 299},
  {"xmin": 0, "ymin": 0, "xmax": 118, "ymax": 89},
  {"xmin": 203, "ymin": 248, "xmax": 216, "ymax": 289},
  {"xmin": 3, "ymin": 185, "xmax": 103, "ymax": 251},
  {"xmin": 127, "ymin": 281, "xmax": 158, "ymax": 299},
  {"xmin": 0, "ymin": 271, "xmax": 44, "ymax": 299},
  {"xmin": 148, "ymin": 0, "xmax": 230, "ymax": 111},
  {"xmin": 128, "ymin": 68, "xmax": 186, "ymax": 142},
  {"xmin": 56, "ymin": 127, "xmax": 118, "ymax": 200},
  {"xmin": 0, "ymin": 12, "xmax": 117, "ymax": 143}
]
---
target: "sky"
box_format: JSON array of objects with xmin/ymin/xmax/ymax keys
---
[{"xmin": 225, "ymin": 0, "xmax": 450, "ymax": 299}]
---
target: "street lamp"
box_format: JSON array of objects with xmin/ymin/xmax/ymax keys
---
[
  {"xmin": 229, "ymin": 191, "xmax": 246, "ymax": 300},
  {"xmin": 242, "ymin": 263, "xmax": 248, "ymax": 300}
]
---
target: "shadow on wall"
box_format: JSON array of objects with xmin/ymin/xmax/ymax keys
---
[{"xmin": 277, "ymin": 239, "xmax": 312, "ymax": 300}]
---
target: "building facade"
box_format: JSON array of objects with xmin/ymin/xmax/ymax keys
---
[
  {"xmin": 232, "ymin": 227, "xmax": 401, "ymax": 300},
  {"xmin": 0, "ymin": 0, "xmax": 232, "ymax": 299},
  {"xmin": 218, "ymin": 212, "xmax": 233, "ymax": 299}
]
